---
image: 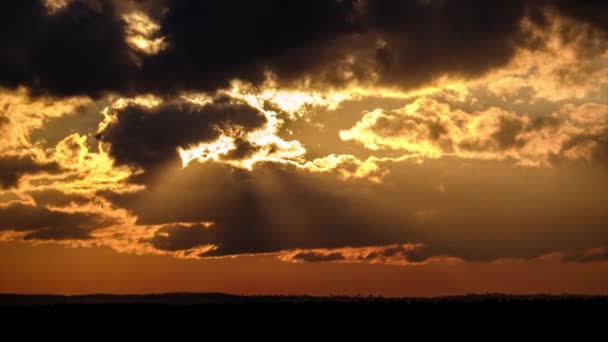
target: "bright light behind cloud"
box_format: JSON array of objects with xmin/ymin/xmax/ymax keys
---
[
  {"xmin": 43, "ymin": 0, "xmax": 71, "ymax": 14},
  {"xmin": 123, "ymin": 12, "xmax": 167, "ymax": 55}
]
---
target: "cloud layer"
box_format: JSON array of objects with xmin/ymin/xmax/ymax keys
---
[
  {"xmin": 2, "ymin": 1, "xmax": 608, "ymax": 96},
  {"xmin": 0, "ymin": 0, "xmax": 607, "ymax": 268}
]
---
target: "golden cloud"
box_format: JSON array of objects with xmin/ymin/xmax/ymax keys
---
[
  {"xmin": 480, "ymin": 14, "xmax": 608, "ymax": 102},
  {"xmin": 43, "ymin": 0, "xmax": 71, "ymax": 14},
  {"xmin": 279, "ymin": 244, "xmax": 462, "ymax": 266},
  {"xmin": 340, "ymin": 97, "xmax": 608, "ymax": 167},
  {"xmin": 177, "ymin": 81, "xmax": 400, "ymax": 181},
  {"xmin": 122, "ymin": 11, "xmax": 167, "ymax": 55},
  {"xmin": 0, "ymin": 88, "xmax": 91, "ymax": 154}
]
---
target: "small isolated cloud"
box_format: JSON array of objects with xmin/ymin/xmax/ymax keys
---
[{"xmin": 280, "ymin": 244, "xmax": 461, "ymax": 266}]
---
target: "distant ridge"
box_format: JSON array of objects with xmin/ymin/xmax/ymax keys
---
[{"xmin": 0, "ymin": 292, "xmax": 605, "ymax": 306}]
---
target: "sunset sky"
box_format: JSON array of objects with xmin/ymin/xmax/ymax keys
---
[{"xmin": 1, "ymin": 0, "xmax": 608, "ymax": 296}]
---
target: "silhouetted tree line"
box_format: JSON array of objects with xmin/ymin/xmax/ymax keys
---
[{"xmin": 0, "ymin": 294, "xmax": 606, "ymax": 337}]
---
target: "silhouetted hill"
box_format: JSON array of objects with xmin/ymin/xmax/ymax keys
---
[
  {"xmin": 1, "ymin": 292, "xmax": 602, "ymax": 305},
  {"xmin": 1, "ymin": 293, "xmax": 606, "ymax": 337}
]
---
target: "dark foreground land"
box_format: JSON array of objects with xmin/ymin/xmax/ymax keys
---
[{"xmin": 1, "ymin": 293, "xmax": 606, "ymax": 337}]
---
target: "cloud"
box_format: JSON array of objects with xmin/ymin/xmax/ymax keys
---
[
  {"xmin": 22, "ymin": 226, "xmax": 93, "ymax": 241},
  {"xmin": 102, "ymin": 162, "xmax": 414, "ymax": 257},
  {"xmin": 0, "ymin": 202, "xmax": 116, "ymax": 240},
  {"xmin": 367, "ymin": 0, "xmax": 531, "ymax": 88},
  {"xmin": 0, "ymin": 156, "xmax": 60, "ymax": 189},
  {"xmin": 0, "ymin": 88, "xmax": 91, "ymax": 153},
  {"xmin": 548, "ymin": 0, "xmax": 608, "ymax": 32},
  {"xmin": 2, "ymin": 1, "xmax": 608, "ymax": 97},
  {"xmin": 144, "ymin": 223, "xmax": 214, "ymax": 252},
  {"xmin": 279, "ymin": 244, "xmax": 459, "ymax": 265},
  {"xmin": 290, "ymin": 251, "xmax": 346, "ymax": 263},
  {"xmin": 340, "ymin": 97, "xmax": 608, "ymax": 166},
  {"xmin": 99, "ymin": 154, "xmax": 608, "ymax": 262},
  {"xmin": 1, "ymin": 0, "xmax": 608, "ymax": 269},
  {"xmin": 122, "ymin": 11, "xmax": 167, "ymax": 55},
  {"xmin": 28, "ymin": 189, "xmax": 89, "ymax": 207},
  {"xmin": 476, "ymin": 11, "xmax": 608, "ymax": 102},
  {"xmin": 96, "ymin": 97, "xmax": 267, "ymax": 171},
  {"xmin": 140, "ymin": 0, "xmax": 367, "ymax": 93},
  {"xmin": 0, "ymin": 0, "xmax": 135, "ymax": 97}
]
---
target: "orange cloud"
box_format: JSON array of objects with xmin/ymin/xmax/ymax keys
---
[
  {"xmin": 279, "ymin": 244, "xmax": 462, "ymax": 266},
  {"xmin": 340, "ymin": 97, "xmax": 608, "ymax": 167}
]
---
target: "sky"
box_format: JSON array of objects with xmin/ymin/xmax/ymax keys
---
[{"xmin": 1, "ymin": 0, "xmax": 608, "ymax": 296}]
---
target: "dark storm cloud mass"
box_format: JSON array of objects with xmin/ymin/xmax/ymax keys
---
[
  {"xmin": 140, "ymin": 0, "xmax": 365, "ymax": 93},
  {"xmin": 368, "ymin": 0, "xmax": 529, "ymax": 88},
  {"xmin": 102, "ymin": 159, "xmax": 608, "ymax": 261},
  {"xmin": 0, "ymin": 0, "xmax": 135, "ymax": 97},
  {"xmin": 104, "ymin": 162, "xmax": 413, "ymax": 257},
  {"xmin": 549, "ymin": 0, "xmax": 608, "ymax": 32},
  {"xmin": 96, "ymin": 98, "xmax": 266, "ymax": 170},
  {"xmin": 0, "ymin": 202, "xmax": 115, "ymax": 240},
  {"xmin": 2, "ymin": 0, "xmax": 608, "ymax": 97},
  {"xmin": 0, "ymin": 155, "xmax": 60, "ymax": 189}
]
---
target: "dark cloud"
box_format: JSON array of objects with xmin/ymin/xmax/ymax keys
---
[
  {"xmin": 145, "ymin": 223, "xmax": 212, "ymax": 252},
  {"xmin": 0, "ymin": 0, "xmax": 44, "ymax": 90},
  {"xmin": 492, "ymin": 117, "xmax": 526, "ymax": 150},
  {"xmin": 221, "ymin": 138, "xmax": 259, "ymax": 161},
  {"xmin": 376, "ymin": 245, "xmax": 436, "ymax": 263},
  {"xmin": 380, "ymin": 245, "xmax": 407, "ymax": 257},
  {"xmin": 139, "ymin": 0, "xmax": 608, "ymax": 92},
  {"xmin": 549, "ymin": 0, "xmax": 608, "ymax": 32},
  {"xmin": 22, "ymin": 226, "xmax": 94, "ymax": 241},
  {"xmin": 286, "ymin": 245, "xmax": 442, "ymax": 264},
  {"xmin": 0, "ymin": 202, "xmax": 116, "ymax": 240},
  {"xmin": 0, "ymin": 156, "xmax": 60, "ymax": 189},
  {"xmin": 400, "ymin": 245, "xmax": 437, "ymax": 263},
  {"xmin": 102, "ymin": 158, "xmax": 608, "ymax": 261},
  {"xmin": 29, "ymin": 189, "xmax": 89, "ymax": 207},
  {"xmin": 140, "ymin": 0, "xmax": 364, "ymax": 93},
  {"xmin": 0, "ymin": 0, "xmax": 135, "ymax": 97},
  {"xmin": 103, "ymin": 162, "xmax": 412, "ymax": 257},
  {"xmin": 291, "ymin": 251, "xmax": 346, "ymax": 262},
  {"xmin": 2, "ymin": 0, "xmax": 608, "ymax": 97},
  {"xmin": 96, "ymin": 98, "xmax": 266, "ymax": 170},
  {"xmin": 0, "ymin": 0, "xmax": 362, "ymax": 96},
  {"xmin": 368, "ymin": 0, "xmax": 530, "ymax": 88}
]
